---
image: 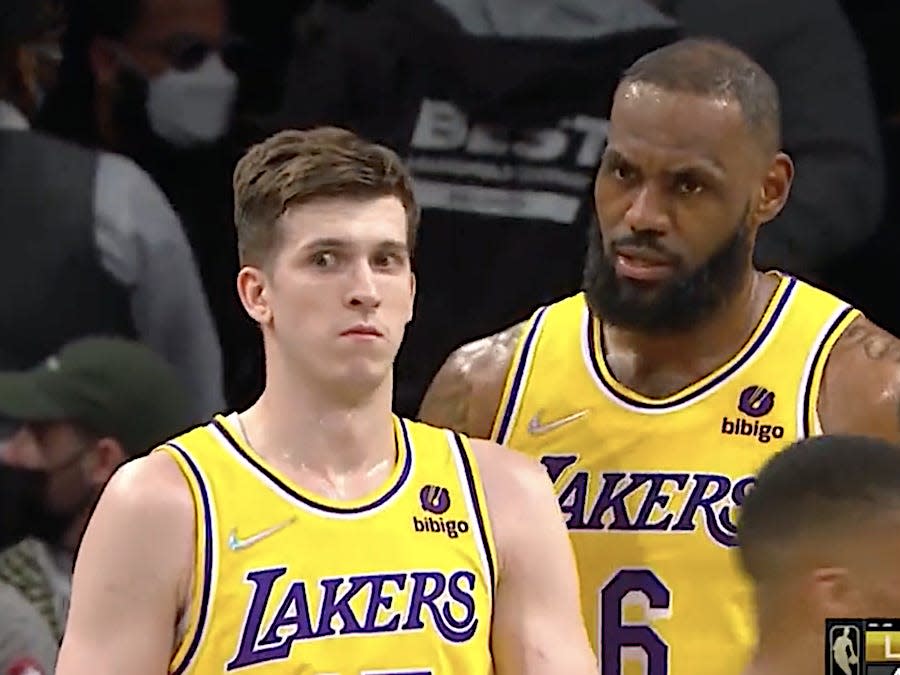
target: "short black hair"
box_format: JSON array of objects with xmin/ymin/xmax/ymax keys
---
[
  {"xmin": 620, "ymin": 38, "xmax": 781, "ymax": 153},
  {"xmin": 738, "ymin": 434, "xmax": 900, "ymax": 582}
]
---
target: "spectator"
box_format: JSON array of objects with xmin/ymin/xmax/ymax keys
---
[
  {"xmin": 0, "ymin": 336, "xmax": 194, "ymax": 642},
  {"xmin": 0, "ymin": 582, "xmax": 57, "ymax": 674},
  {"xmin": 40, "ymin": 0, "xmax": 263, "ymax": 410},
  {"xmin": 0, "ymin": 0, "xmax": 224, "ymax": 420}
]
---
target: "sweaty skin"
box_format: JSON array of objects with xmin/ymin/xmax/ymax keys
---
[{"xmin": 418, "ymin": 304, "xmax": 900, "ymax": 443}]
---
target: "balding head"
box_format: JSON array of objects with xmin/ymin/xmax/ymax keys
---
[{"xmin": 618, "ymin": 38, "xmax": 781, "ymax": 155}]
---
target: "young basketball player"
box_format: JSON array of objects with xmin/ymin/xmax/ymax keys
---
[
  {"xmin": 419, "ymin": 38, "xmax": 900, "ymax": 674},
  {"xmin": 739, "ymin": 434, "xmax": 900, "ymax": 675},
  {"xmin": 54, "ymin": 128, "xmax": 597, "ymax": 674}
]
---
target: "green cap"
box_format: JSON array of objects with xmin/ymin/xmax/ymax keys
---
[{"xmin": 0, "ymin": 337, "xmax": 193, "ymax": 456}]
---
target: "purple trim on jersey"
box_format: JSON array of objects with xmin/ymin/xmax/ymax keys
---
[
  {"xmin": 494, "ymin": 307, "xmax": 549, "ymax": 443},
  {"xmin": 588, "ymin": 276, "xmax": 797, "ymax": 410},
  {"xmin": 212, "ymin": 418, "xmax": 413, "ymax": 515},
  {"xmin": 800, "ymin": 305, "xmax": 855, "ymax": 437},
  {"xmin": 451, "ymin": 432, "xmax": 496, "ymax": 601},
  {"xmin": 167, "ymin": 443, "xmax": 215, "ymax": 675}
]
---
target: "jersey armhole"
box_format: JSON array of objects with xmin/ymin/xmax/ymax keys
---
[
  {"xmin": 154, "ymin": 443, "xmax": 218, "ymax": 675},
  {"xmin": 446, "ymin": 431, "xmax": 499, "ymax": 603},
  {"xmin": 798, "ymin": 305, "xmax": 861, "ymax": 437},
  {"xmin": 489, "ymin": 306, "xmax": 549, "ymax": 444}
]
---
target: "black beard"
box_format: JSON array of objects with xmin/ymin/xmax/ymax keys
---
[{"xmin": 582, "ymin": 214, "xmax": 752, "ymax": 334}]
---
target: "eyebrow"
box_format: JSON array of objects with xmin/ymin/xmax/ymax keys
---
[
  {"xmin": 604, "ymin": 146, "xmax": 727, "ymax": 179},
  {"xmin": 301, "ymin": 238, "xmax": 408, "ymax": 253}
]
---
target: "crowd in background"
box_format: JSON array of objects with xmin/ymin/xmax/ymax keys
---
[{"xmin": 0, "ymin": 0, "xmax": 897, "ymax": 671}]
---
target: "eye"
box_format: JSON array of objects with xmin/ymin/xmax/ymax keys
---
[
  {"xmin": 675, "ymin": 175, "xmax": 704, "ymax": 196},
  {"xmin": 311, "ymin": 251, "xmax": 337, "ymax": 268},
  {"xmin": 372, "ymin": 252, "xmax": 406, "ymax": 270},
  {"xmin": 612, "ymin": 165, "xmax": 633, "ymax": 181}
]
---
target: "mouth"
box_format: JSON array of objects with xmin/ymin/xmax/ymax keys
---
[
  {"xmin": 612, "ymin": 245, "xmax": 677, "ymax": 282},
  {"xmin": 340, "ymin": 325, "xmax": 384, "ymax": 339}
]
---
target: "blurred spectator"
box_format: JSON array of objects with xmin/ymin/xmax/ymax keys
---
[
  {"xmin": 0, "ymin": 336, "xmax": 194, "ymax": 643},
  {"xmin": 275, "ymin": 0, "xmax": 678, "ymax": 416},
  {"xmin": 0, "ymin": 582, "xmax": 57, "ymax": 674},
  {"xmin": 40, "ymin": 0, "xmax": 263, "ymax": 410},
  {"xmin": 0, "ymin": 0, "xmax": 224, "ymax": 420},
  {"xmin": 653, "ymin": 0, "xmax": 885, "ymax": 277}
]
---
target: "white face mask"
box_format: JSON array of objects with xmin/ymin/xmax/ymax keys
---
[{"xmin": 145, "ymin": 52, "xmax": 238, "ymax": 148}]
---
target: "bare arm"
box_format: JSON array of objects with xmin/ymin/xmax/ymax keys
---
[
  {"xmin": 55, "ymin": 452, "xmax": 194, "ymax": 675},
  {"xmin": 818, "ymin": 317, "xmax": 900, "ymax": 442},
  {"xmin": 472, "ymin": 439, "xmax": 597, "ymax": 674},
  {"xmin": 417, "ymin": 322, "xmax": 525, "ymax": 438}
]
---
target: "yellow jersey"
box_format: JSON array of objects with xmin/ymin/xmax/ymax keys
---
[
  {"xmin": 159, "ymin": 413, "xmax": 497, "ymax": 675},
  {"xmin": 490, "ymin": 273, "xmax": 859, "ymax": 675}
]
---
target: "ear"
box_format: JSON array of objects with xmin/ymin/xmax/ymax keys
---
[
  {"xmin": 406, "ymin": 272, "xmax": 416, "ymax": 324},
  {"xmin": 754, "ymin": 151, "xmax": 794, "ymax": 227},
  {"xmin": 88, "ymin": 37, "xmax": 122, "ymax": 87},
  {"xmin": 810, "ymin": 567, "xmax": 861, "ymax": 619},
  {"xmin": 86, "ymin": 436, "xmax": 128, "ymax": 486},
  {"xmin": 237, "ymin": 265, "xmax": 272, "ymax": 325}
]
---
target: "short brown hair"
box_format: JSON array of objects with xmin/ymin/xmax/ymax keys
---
[{"xmin": 233, "ymin": 126, "xmax": 420, "ymax": 266}]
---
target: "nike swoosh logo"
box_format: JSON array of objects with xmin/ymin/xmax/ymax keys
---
[
  {"xmin": 527, "ymin": 410, "xmax": 588, "ymax": 435},
  {"xmin": 227, "ymin": 517, "xmax": 296, "ymax": 551}
]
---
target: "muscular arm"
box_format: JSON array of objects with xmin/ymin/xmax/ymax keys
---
[
  {"xmin": 55, "ymin": 452, "xmax": 194, "ymax": 675},
  {"xmin": 472, "ymin": 439, "xmax": 597, "ymax": 674},
  {"xmin": 417, "ymin": 322, "xmax": 524, "ymax": 438},
  {"xmin": 818, "ymin": 317, "xmax": 900, "ymax": 442}
]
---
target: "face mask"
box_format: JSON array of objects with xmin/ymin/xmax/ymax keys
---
[
  {"xmin": 0, "ymin": 451, "xmax": 94, "ymax": 551},
  {"xmin": 145, "ymin": 52, "xmax": 238, "ymax": 148}
]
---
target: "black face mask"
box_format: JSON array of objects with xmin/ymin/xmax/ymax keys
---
[{"xmin": 0, "ymin": 453, "xmax": 94, "ymax": 551}]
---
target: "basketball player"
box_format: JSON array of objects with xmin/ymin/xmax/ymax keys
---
[
  {"xmin": 418, "ymin": 38, "xmax": 900, "ymax": 674},
  {"xmin": 54, "ymin": 128, "xmax": 597, "ymax": 674},
  {"xmin": 738, "ymin": 435, "xmax": 900, "ymax": 675}
]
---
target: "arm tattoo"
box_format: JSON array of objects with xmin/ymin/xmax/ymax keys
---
[
  {"xmin": 419, "ymin": 322, "xmax": 526, "ymax": 435},
  {"xmin": 840, "ymin": 323, "xmax": 900, "ymax": 363}
]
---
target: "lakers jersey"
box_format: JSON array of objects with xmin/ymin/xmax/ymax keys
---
[
  {"xmin": 490, "ymin": 273, "xmax": 859, "ymax": 675},
  {"xmin": 159, "ymin": 414, "xmax": 497, "ymax": 675}
]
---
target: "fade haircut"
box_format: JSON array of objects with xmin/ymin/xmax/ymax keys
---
[
  {"xmin": 233, "ymin": 126, "xmax": 421, "ymax": 266},
  {"xmin": 738, "ymin": 435, "xmax": 900, "ymax": 583},
  {"xmin": 620, "ymin": 38, "xmax": 782, "ymax": 153}
]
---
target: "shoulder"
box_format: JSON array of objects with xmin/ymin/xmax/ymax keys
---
[
  {"xmin": 818, "ymin": 315, "xmax": 900, "ymax": 440},
  {"xmin": 93, "ymin": 151, "xmax": 181, "ymax": 238},
  {"xmin": 417, "ymin": 321, "xmax": 528, "ymax": 437},
  {"xmin": 467, "ymin": 438, "xmax": 557, "ymax": 565},
  {"xmin": 99, "ymin": 449, "xmax": 196, "ymax": 523},
  {"xmin": 96, "ymin": 450, "xmax": 195, "ymax": 543}
]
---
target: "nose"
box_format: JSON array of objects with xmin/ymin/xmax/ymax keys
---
[
  {"xmin": 622, "ymin": 183, "xmax": 671, "ymax": 234},
  {"xmin": 1, "ymin": 427, "xmax": 37, "ymax": 466},
  {"xmin": 343, "ymin": 260, "xmax": 382, "ymax": 310}
]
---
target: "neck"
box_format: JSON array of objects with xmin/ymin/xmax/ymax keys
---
[
  {"xmin": 94, "ymin": 91, "xmax": 122, "ymax": 151},
  {"xmin": 240, "ymin": 357, "xmax": 396, "ymax": 476},
  {"xmin": 745, "ymin": 589, "xmax": 821, "ymax": 675},
  {"xmin": 602, "ymin": 270, "xmax": 776, "ymax": 392}
]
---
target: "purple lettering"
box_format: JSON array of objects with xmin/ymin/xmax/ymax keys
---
[
  {"xmin": 558, "ymin": 471, "xmax": 590, "ymax": 529},
  {"xmin": 585, "ymin": 473, "xmax": 641, "ymax": 529},
  {"xmin": 362, "ymin": 573, "xmax": 407, "ymax": 632},
  {"xmin": 314, "ymin": 577, "xmax": 367, "ymax": 637},
  {"xmin": 540, "ymin": 455, "xmax": 578, "ymax": 482},
  {"xmin": 672, "ymin": 474, "xmax": 737, "ymax": 546},
  {"xmin": 403, "ymin": 571, "xmax": 478, "ymax": 643},
  {"xmin": 227, "ymin": 567, "xmax": 290, "ymax": 670},
  {"xmin": 632, "ymin": 474, "xmax": 690, "ymax": 530}
]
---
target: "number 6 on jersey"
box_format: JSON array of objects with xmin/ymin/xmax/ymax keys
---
[{"xmin": 598, "ymin": 569, "xmax": 671, "ymax": 675}]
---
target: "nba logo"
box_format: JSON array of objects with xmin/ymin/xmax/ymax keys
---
[{"xmin": 826, "ymin": 619, "xmax": 862, "ymax": 675}]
